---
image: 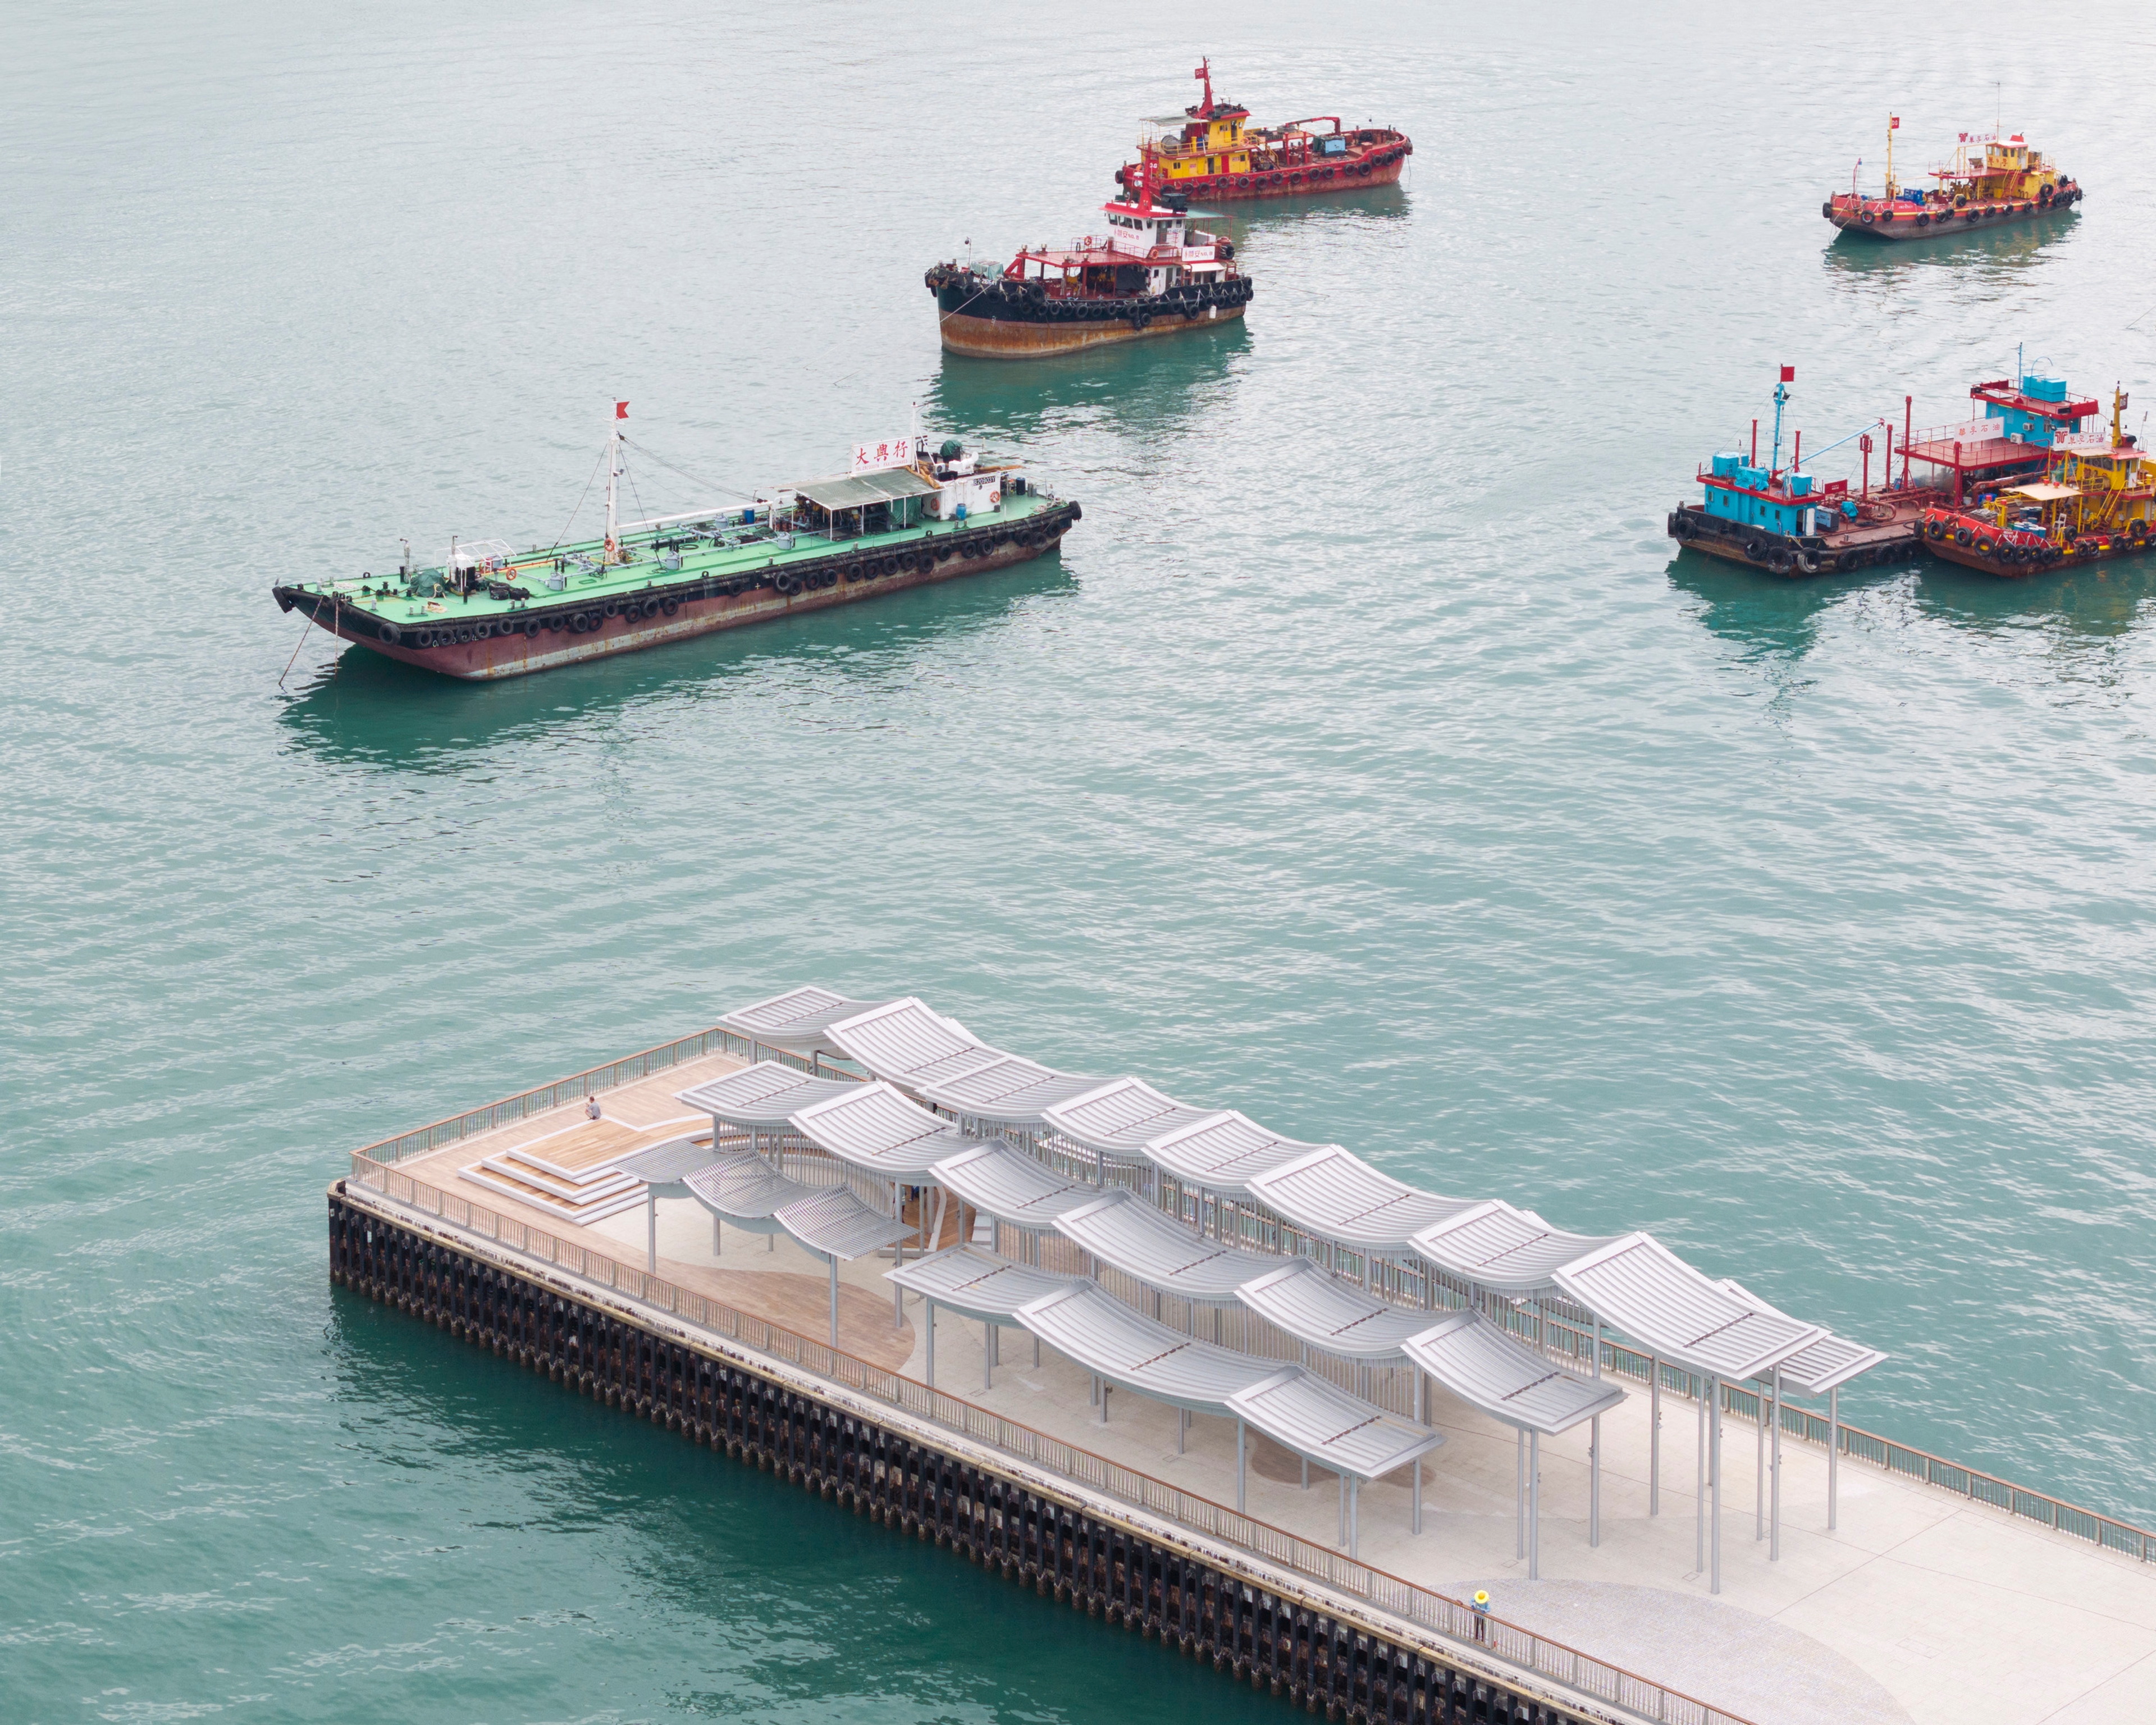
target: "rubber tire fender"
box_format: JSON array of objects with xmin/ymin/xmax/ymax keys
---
[
  {"xmin": 1954, "ymin": 527, "xmax": 1972, "ymax": 546},
  {"xmin": 1766, "ymin": 547, "xmax": 1795, "ymax": 575},
  {"xmin": 378, "ymin": 622, "xmax": 402, "ymax": 646},
  {"xmin": 1743, "ymin": 537, "xmax": 1770, "ymax": 562}
]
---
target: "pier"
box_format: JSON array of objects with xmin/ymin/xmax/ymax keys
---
[{"xmin": 332, "ymin": 1020, "xmax": 2156, "ymax": 1725}]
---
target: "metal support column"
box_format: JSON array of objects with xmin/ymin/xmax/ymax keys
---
[
  {"xmin": 1770, "ymin": 1367, "xmax": 1783, "ymax": 1562},
  {"xmin": 1710, "ymin": 1376, "xmax": 1723, "ymax": 1596},
  {"xmin": 646, "ymin": 1189, "xmax": 657, "ymax": 1272},
  {"xmin": 1589, "ymin": 1318, "xmax": 1602, "ymax": 1548},
  {"xmin": 1236, "ymin": 1417, "xmax": 1246, "ymax": 1513},
  {"xmin": 1528, "ymin": 1429, "xmax": 1541, "ymax": 1580},
  {"xmin": 1515, "ymin": 1428, "xmax": 1525, "ymax": 1558},
  {"xmin": 826, "ymin": 1254, "xmax": 839, "ymax": 1347},
  {"xmin": 1650, "ymin": 1354, "xmax": 1660, "ymax": 1515},
  {"xmin": 1829, "ymin": 1385, "xmax": 1840, "ymax": 1531},
  {"xmin": 1412, "ymin": 1458, "xmax": 1422, "ymax": 1536}
]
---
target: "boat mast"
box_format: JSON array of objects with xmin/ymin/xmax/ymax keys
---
[
  {"xmin": 606, "ymin": 400, "xmax": 625, "ymax": 562},
  {"xmin": 1770, "ymin": 368, "xmax": 1792, "ymax": 476}
]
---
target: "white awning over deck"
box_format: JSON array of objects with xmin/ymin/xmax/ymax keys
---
[
  {"xmin": 1140, "ymin": 1108, "xmax": 1333, "ymax": 1199},
  {"xmin": 1402, "ymin": 1310, "xmax": 1625, "ymax": 1437},
  {"xmin": 1234, "ymin": 1258, "xmax": 1435, "ymax": 1361},
  {"xmin": 1245, "ymin": 1146, "xmax": 1479, "ymax": 1257},
  {"xmin": 1040, "ymin": 1076, "xmax": 1216, "ymax": 1156},
  {"xmin": 789, "ymin": 1080, "xmax": 975, "ymax": 1178},
  {"xmin": 930, "ymin": 1138, "xmax": 1100, "ymax": 1229},
  {"xmin": 1015, "ymin": 1281, "xmax": 1281, "ymax": 1416},
  {"xmin": 1052, "ymin": 1189, "xmax": 1275, "ymax": 1304},
  {"xmin": 718, "ymin": 986, "xmax": 897, "ymax": 1058},
  {"xmin": 1552, "ymin": 1234, "xmax": 1824, "ymax": 1382},
  {"xmin": 1410, "ymin": 1200, "xmax": 1624, "ymax": 1297},
  {"xmin": 885, "ymin": 1245, "xmax": 1078, "ymax": 1324},
  {"xmin": 677, "ymin": 1061, "xmax": 861, "ymax": 1128},
  {"xmin": 826, "ymin": 996, "xmax": 997, "ymax": 1089}
]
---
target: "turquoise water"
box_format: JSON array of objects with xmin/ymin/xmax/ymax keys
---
[{"xmin": 8, "ymin": 2, "xmax": 2156, "ymax": 1718}]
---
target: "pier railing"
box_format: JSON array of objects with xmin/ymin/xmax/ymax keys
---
[
  {"xmin": 354, "ymin": 1025, "xmax": 816, "ymax": 1165},
  {"xmin": 346, "ymin": 1149, "xmax": 1747, "ymax": 1725}
]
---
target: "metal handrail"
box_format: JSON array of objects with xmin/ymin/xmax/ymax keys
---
[{"xmin": 345, "ymin": 1150, "xmax": 1747, "ymax": 1725}]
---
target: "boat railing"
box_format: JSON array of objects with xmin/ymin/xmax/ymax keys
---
[{"xmin": 345, "ymin": 1143, "xmax": 1758, "ymax": 1725}]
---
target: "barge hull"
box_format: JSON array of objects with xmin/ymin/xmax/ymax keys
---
[
  {"xmin": 938, "ymin": 303, "xmax": 1246, "ymax": 360},
  {"xmin": 1667, "ymin": 502, "xmax": 1929, "ymax": 577},
  {"xmin": 328, "ymin": 1185, "xmax": 1598, "ymax": 1725},
  {"xmin": 279, "ymin": 509, "xmax": 1075, "ymax": 680},
  {"xmin": 1825, "ymin": 202, "xmax": 2074, "ymax": 241},
  {"xmin": 1127, "ymin": 155, "xmax": 1407, "ymax": 202}
]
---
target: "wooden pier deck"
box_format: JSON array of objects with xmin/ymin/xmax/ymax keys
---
[{"xmin": 362, "ymin": 1047, "xmax": 2156, "ymax": 1725}]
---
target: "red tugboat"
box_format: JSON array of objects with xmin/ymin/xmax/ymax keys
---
[
  {"xmin": 922, "ymin": 145, "xmax": 1251, "ymax": 359},
  {"xmin": 1824, "ymin": 119, "xmax": 2080, "ymax": 240},
  {"xmin": 1666, "ymin": 369, "xmax": 1938, "ymax": 576},
  {"xmin": 1112, "ymin": 60, "xmax": 1411, "ymax": 203},
  {"xmin": 1919, "ymin": 379, "xmax": 2153, "ymax": 576}
]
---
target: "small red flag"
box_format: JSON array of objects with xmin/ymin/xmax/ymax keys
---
[
  {"xmin": 1780, "ymin": 366, "xmax": 1796, "ymax": 382},
  {"xmin": 1889, "ymin": 115, "xmax": 1900, "ymax": 130},
  {"xmin": 615, "ymin": 401, "xmax": 628, "ymax": 419}
]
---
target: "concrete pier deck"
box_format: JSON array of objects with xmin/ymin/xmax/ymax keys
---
[{"xmin": 368, "ymin": 1048, "xmax": 2156, "ymax": 1725}]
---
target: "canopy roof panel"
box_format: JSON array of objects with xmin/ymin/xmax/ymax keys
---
[
  {"xmin": 1234, "ymin": 1259, "xmax": 1434, "ymax": 1361},
  {"xmin": 931, "ymin": 1138, "xmax": 1098, "ymax": 1227},
  {"xmin": 827, "ymin": 997, "xmax": 989, "ymax": 1087},
  {"xmin": 1016, "ymin": 1281, "xmax": 1281, "ymax": 1415},
  {"xmin": 791, "ymin": 468, "xmax": 940, "ymax": 510},
  {"xmin": 1226, "ymin": 1367, "xmax": 1445, "ymax": 1483},
  {"xmin": 677, "ymin": 1061, "xmax": 862, "ymax": 1127},
  {"xmin": 917, "ymin": 1053, "xmax": 1114, "ymax": 1125},
  {"xmin": 1246, "ymin": 1146, "xmax": 1479, "ymax": 1256},
  {"xmin": 1411, "ymin": 1200, "xmax": 1624, "ymax": 1297},
  {"xmin": 614, "ymin": 1136, "xmax": 720, "ymax": 1194},
  {"xmin": 1052, "ymin": 1189, "xmax": 1276, "ymax": 1303},
  {"xmin": 683, "ymin": 1155, "xmax": 819, "ymax": 1226},
  {"xmin": 789, "ymin": 1080, "xmax": 974, "ymax": 1177},
  {"xmin": 1552, "ymin": 1234, "xmax": 1823, "ymax": 1382},
  {"xmin": 774, "ymin": 1185, "xmax": 913, "ymax": 1261},
  {"xmin": 1718, "ymin": 1279, "xmax": 1886, "ymax": 1396},
  {"xmin": 718, "ymin": 986, "xmax": 898, "ymax": 1056},
  {"xmin": 1403, "ymin": 1310, "xmax": 1625, "ymax": 1436},
  {"xmin": 1141, "ymin": 1108, "xmax": 1332, "ymax": 1198},
  {"xmin": 886, "ymin": 1245, "xmax": 1079, "ymax": 1324},
  {"xmin": 1041, "ymin": 1076, "xmax": 1216, "ymax": 1156}
]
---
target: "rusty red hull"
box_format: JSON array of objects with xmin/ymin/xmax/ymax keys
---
[
  {"xmin": 1118, "ymin": 139, "xmax": 1410, "ymax": 202},
  {"xmin": 937, "ymin": 300, "xmax": 1246, "ymax": 359},
  {"xmin": 281, "ymin": 521, "xmax": 1074, "ymax": 681}
]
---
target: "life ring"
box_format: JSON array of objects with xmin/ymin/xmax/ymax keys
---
[{"xmin": 378, "ymin": 622, "xmax": 403, "ymax": 646}]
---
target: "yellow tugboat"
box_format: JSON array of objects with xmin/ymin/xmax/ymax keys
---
[
  {"xmin": 1111, "ymin": 60, "xmax": 1411, "ymax": 203},
  {"xmin": 1823, "ymin": 121, "xmax": 2080, "ymax": 240},
  {"xmin": 1924, "ymin": 384, "xmax": 2154, "ymax": 577}
]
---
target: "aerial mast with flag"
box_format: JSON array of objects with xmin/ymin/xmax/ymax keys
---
[
  {"xmin": 1886, "ymin": 112, "xmax": 1899, "ymax": 199},
  {"xmin": 1771, "ymin": 366, "xmax": 1793, "ymax": 476},
  {"xmin": 606, "ymin": 400, "xmax": 627, "ymax": 563}
]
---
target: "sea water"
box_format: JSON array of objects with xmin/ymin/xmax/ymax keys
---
[{"xmin": 5, "ymin": 3, "xmax": 2155, "ymax": 1718}]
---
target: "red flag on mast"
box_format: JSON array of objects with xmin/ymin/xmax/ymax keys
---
[
  {"xmin": 1780, "ymin": 366, "xmax": 1796, "ymax": 382},
  {"xmin": 1889, "ymin": 115, "xmax": 1900, "ymax": 130},
  {"xmin": 616, "ymin": 401, "xmax": 628, "ymax": 419}
]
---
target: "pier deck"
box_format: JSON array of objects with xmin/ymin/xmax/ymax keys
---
[{"xmin": 357, "ymin": 1047, "xmax": 2156, "ymax": 1725}]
